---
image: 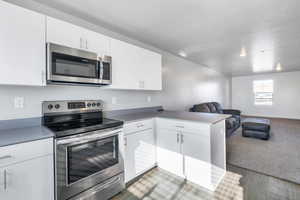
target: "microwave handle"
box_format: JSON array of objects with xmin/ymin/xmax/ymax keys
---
[{"xmin": 98, "ymin": 60, "xmax": 103, "ymax": 79}]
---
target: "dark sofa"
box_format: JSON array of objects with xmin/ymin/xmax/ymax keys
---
[{"xmin": 189, "ymin": 102, "xmax": 241, "ymax": 137}]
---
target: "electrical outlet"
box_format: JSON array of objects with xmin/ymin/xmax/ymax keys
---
[
  {"xmin": 147, "ymin": 96, "xmax": 152, "ymax": 102},
  {"xmin": 112, "ymin": 97, "xmax": 117, "ymax": 105},
  {"xmin": 14, "ymin": 97, "xmax": 24, "ymax": 109}
]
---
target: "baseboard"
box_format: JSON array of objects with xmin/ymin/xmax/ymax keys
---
[{"xmin": 242, "ymin": 115, "xmax": 300, "ymax": 121}]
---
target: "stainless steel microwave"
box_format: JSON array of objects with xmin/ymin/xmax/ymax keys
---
[{"xmin": 47, "ymin": 43, "xmax": 112, "ymax": 86}]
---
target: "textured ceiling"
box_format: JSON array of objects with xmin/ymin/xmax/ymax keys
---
[{"xmin": 31, "ymin": 0, "xmax": 300, "ymax": 76}]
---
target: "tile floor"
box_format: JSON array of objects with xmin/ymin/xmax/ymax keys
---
[{"xmin": 112, "ymin": 165, "xmax": 300, "ymax": 200}]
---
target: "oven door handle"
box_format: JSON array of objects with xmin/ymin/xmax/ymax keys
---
[{"xmin": 57, "ymin": 129, "xmax": 121, "ymax": 146}]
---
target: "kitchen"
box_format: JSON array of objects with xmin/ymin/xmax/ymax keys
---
[{"xmin": 0, "ymin": 0, "xmax": 231, "ymax": 200}]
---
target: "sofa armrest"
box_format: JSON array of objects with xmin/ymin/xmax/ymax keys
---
[{"xmin": 223, "ymin": 109, "xmax": 241, "ymax": 116}]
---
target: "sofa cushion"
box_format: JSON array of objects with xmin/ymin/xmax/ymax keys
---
[
  {"xmin": 207, "ymin": 103, "xmax": 217, "ymax": 113},
  {"xmin": 193, "ymin": 104, "xmax": 210, "ymax": 113},
  {"xmin": 212, "ymin": 102, "xmax": 223, "ymax": 114},
  {"xmin": 226, "ymin": 117, "xmax": 236, "ymax": 129}
]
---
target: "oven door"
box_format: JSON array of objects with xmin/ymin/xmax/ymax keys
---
[
  {"xmin": 47, "ymin": 43, "xmax": 101, "ymax": 85},
  {"xmin": 55, "ymin": 128, "xmax": 124, "ymax": 200}
]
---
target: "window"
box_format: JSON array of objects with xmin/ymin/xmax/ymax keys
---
[{"xmin": 253, "ymin": 80, "xmax": 273, "ymax": 105}]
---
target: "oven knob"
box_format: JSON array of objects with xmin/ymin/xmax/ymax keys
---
[
  {"xmin": 87, "ymin": 103, "xmax": 91, "ymax": 107},
  {"xmin": 92, "ymin": 103, "xmax": 96, "ymax": 107},
  {"xmin": 55, "ymin": 104, "xmax": 60, "ymax": 109},
  {"xmin": 48, "ymin": 104, "xmax": 53, "ymax": 110},
  {"xmin": 97, "ymin": 103, "xmax": 101, "ymax": 107}
]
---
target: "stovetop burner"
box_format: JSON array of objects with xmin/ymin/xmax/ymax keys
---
[{"xmin": 42, "ymin": 100, "xmax": 123, "ymax": 138}]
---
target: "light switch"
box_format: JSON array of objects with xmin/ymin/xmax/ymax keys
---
[{"xmin": 14, "ymin": 97, "xmax": 24, "ymax": 109}]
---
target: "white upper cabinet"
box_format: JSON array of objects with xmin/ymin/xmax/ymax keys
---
[
  {"xmin": 108, "ymin": 38, "xmax": 162, "ymax": 90},
  {"xmin": 46, "ymin": 17, "xmax": 110, "ymax": 56},
  {"xmin": 0, "ymin": 1, "xmax": 46, "ymax": 86},
  {"xmin": 46, "ymin": 17, "xmax": 83, "ymax": 50},
  {"xmin": 85, "ymin": 29, "xmax": 111, "ymax": 56}
]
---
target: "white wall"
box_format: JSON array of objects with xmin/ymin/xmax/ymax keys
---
[
  {"xmin": 0, "ymin": 0, "xmax": 231, "ymax": 120},
  {"xmin": 232, "ymin": 71, "xmax": 300, "ymax": 119},
  {"xmin": 157, "ymin": 54, "xmax": 231, "ymax": 111}
]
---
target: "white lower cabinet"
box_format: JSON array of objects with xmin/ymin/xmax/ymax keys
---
[
  {"xmin": 0, "ymin": 138, "xmax": 54, "ymax": 200},
  {"xmin": 182, "ymin": 131, "xmax": 212, "ymax": 188},
  {"xmin": 0, "ymin": 155, "xmax": 54, "ymax": 200},
  {"xmin": 124, "ymin": 120, "xmax": 156, "ymax": 183},
  {"xmin": 156, "ymin": 118, "xmax": 226, "ymax": 191},
  {"xmin": 124, "ymin": 118, "xmax": 226, "ymax": 190},
  {"xmin": 156, "ymin": 128, "xmax": 184, "ymax": 177}
]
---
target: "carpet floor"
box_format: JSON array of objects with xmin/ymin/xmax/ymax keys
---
[{"xmin": 226, "ymin": 118, "xmax": 300, "ymax": 184}]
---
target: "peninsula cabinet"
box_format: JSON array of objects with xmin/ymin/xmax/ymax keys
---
[
  {"xmin": 0, "ymin": 0, "xmax": 46, "ymax": 86},
  {"xmin": 46, "ymin": 17, "xmax": 111, "ymax": 56},
  {"xmin": 108, "ymin": 38, "xmax": 162, "ymax": 90},
  {"xmin": 156, "ymin": 118, "xmax": 226, "ymax": 191},
  {"xmin": 0, "ymin": 138, "xmax": 54, "ymax": 200}
]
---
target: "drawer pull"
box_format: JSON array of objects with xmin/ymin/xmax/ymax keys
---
[
  {"xmin": 175, "ymin": 125, "xmax": 184, "ymax": 128},
  {"xmin": 4, "ymin": 169, "xmax": 7, "ymax": 191},
  {"xmin": 0, "ymin": 155, "xmax": 12, "ymax": 160},
  {"xmin": 137, "ymin": 124, "xmax": 145, "ymax": 128}
]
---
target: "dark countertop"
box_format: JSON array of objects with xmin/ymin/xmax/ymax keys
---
[
  {"xmin": 0, "ymin": 108, "xmax": 229, "ymax": 147},
  {"xmin": 0, "ymin": 122, "xmax": 54, "ymax": 147},
  {"xmin": 112, "ymin": 110, "xmax": 231, "ymax": 124}
]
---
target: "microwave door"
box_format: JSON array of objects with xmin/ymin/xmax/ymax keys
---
[{"xmin": 47, "ymin": 43, "xmax": 101, "ymax": 85}]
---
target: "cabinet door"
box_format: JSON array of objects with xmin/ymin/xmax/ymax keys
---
[
  {"xmin": 85, "ymin": 30, "xmax": 110, "ymax": 56},
  {"xmin": 109, "ymin": 38, "xmax": 141, "ymax": 90},
  {"xmin": 138, "ymin": 48, "xmax": 162, "ymax": 90},
  {"xmin": 46, "ymin": 17, "xmax": 84, "ymax": 50},
  {"xmin": 156, "ymin": 129, "xmax": 184, "ymax": 177},
  {"xmin": 109, "ymin": 38, "xmax": 162, "ymax": 90},
  {"xmin": 182, "ymin": 130, "xmax": 211, "ymax": 187},
  {"xmin": 124, "ymin": 129, "xmax": 156, "ymax": 182},
  {"xmin": 0, "ymin": 1, "xmax": 46, "ymax": 86},
  {"xmin": 0, "ymin": 155, "xmax": 54, "ymax": 200}
]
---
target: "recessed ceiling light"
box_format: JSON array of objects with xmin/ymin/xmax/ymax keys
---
[
  {"xmin": 240, "ymin": 47, "xmax": 246, "ymax": 57},
  {"xmin": 179, "ymin": 51, "xmax": 187, "ymax": 57},
  {"xmin": 276, "ymin": 62, "xmax": 282, "ymax": 71}
]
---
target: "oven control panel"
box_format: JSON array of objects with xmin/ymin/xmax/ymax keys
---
[{"xmin": 43, "ymin": 100, "xmax": 103, "ymax": 114}]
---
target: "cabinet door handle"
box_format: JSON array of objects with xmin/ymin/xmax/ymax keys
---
[
  {"xmin": 124, "ymin": 137, "xmax": 127, "ymax": 146},
  {"xmin": 177, "ymin": 133, "xmax": 180, "ymax": 143},
  {"xmin": 86, "ymin": 39, "xmax": 88, "ymax": 49},
  {"xmin": 181, "ymin": 134, "xmax": 184, "ymax": 144},
  {"xmin": 4, "ymin": 169, "xmax": 7, "ymax": 191},
  {"xmin": 41, "ymin": 70, "xmax": 45, "ymax": 85},
  {"xmin": 80, "ymin": 38, "xmax": 83, "ymax": 48}
]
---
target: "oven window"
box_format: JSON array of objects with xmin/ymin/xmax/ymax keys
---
[
  {"xmin": 67, "ymin": 135, "xmax": 118, "ymax": 185},
  {"xmin": 52, "ymin": 52, "xmax": 98, "ymax": 78}
]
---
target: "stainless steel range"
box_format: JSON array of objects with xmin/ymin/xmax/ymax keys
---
[{"xmin": 42, "ymin": 100, "xmax": 125, "ymax": 200}]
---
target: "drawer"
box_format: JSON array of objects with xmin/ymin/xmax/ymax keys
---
[
  {"xmin": 0, "ymin": 138, "xmax": 53, "ymax": 167},
  {"xmin": 156, "ymin": 118, "xmax": 210, "ymax": 134},
  {"xmin": 124, "ymin": 119, "xmax": 154, "ymax": 135}
]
